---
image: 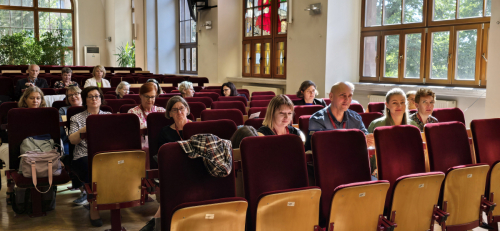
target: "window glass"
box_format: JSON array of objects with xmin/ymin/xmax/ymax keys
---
[
  {"xmin": 455, "ymin": 29, "xmax": 477, "ymax": 80},
  {"xmin": 384, "ymin": 34, "xmax": 399, "ymax": 78},
  {"xmin": 184, "ymin": 20, "xmax": 190, "ymax": 43},
  {"xmin": 64, "ymin": 50, "xmax": 73, "ymax": 65},
  {"xmin": 186, "ymin": 48, "xmax": 191, "ymax": 71},
  {"xmin": 404, "ymin": 33, "xmax": 422, "ymax": 78},
  {"xmin": 244, "ymin": 44, "xmax": 251, "ymax": 74},
  {"xmin": 180, "ymin": 48, "xmax": 184, "ymax": 71},
  {"xmin": 276, "ymin": 41, "xmax": 285, "ymax": 75},
  {"xmin": 264, "ymin": 42, "xmax": 271, "ymax": 74},
  {"xmin": 365, "ymin": 0, "xmax": 382, "ymax": 27},
  {"xmin": 245, "ymin": 9, "xmax": 252, "ymax": 37},
  {"xmin": 363, "ymin": 36, "xmax": 378, "ymax": 77},
  {"xmin": 277, "ymin": 2, "xmax": 287, "ymax": 34},
  {"xmin": 38, "ymin": 12, "xmax": 72, "ymax": 46},
  {"xmin": 253, "ymin": 7, "xmax": 262, "ymax": 36},
  {"xmin": 190, "ymin": 20, "xmax": 196, "ymax": 42},
  {"xmin": 254, "ymin": 43, "xmax": 261, "ymax": 74},
  {"xmin": 39, "ymin": 0, "xmax": 70, "ymax": 9},
  {"xmin": 192, "ymin": 48, "xmax": 197, "ymax": 71},
  {"xmin": 430, "ymin": 31, "xmax": 450, "ymax": 79},
  {"xmin": 384, "ymin": 0, "xmax": 402, "ymax": 25},
  {"xmin": 180, "ymin": 21, "xmax": 185, "ymax": 42},
  {"xmin": 403, "ymin": 0, "xmax": 423, "ymax": 23},
  {"xmin": 485, "ymin": 0, "xmax": 491, "ymax": 16},
  {"xmin": 434, "ymin": 0, "xmax": 456, "ymax": 21},
  {"xmin": 0, "ymin": 10, "xmax": 34, "ymax": 38},
  {"xmin": 458, "ymin": 0, "xmax": 483, "ymax": 19},
  {"xmin": 0, "ymin": 0, "xmax": 33, "ymax": 6}
]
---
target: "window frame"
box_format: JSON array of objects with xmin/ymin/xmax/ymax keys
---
[
  {"xmin": 451, "ymin": 24, "xmax": 482, "ymax": 86},
  {"xmin": 480, "ymin": 23, "xmax": 488, "ymax": 86},
  {"xmin": 424, "ymin": 26, "xmax": 454, "ymax": 85},
  {"xmin": 361, "ymin": 0, "xmax": 429, "ymax": 32},
  {"xmin": 179, "ymin": 0, "xmax": 198, "ymax": 74},
  {"xmin": 0, "ymin": 0, "xmax": 75, "ymax": 65},
  {"xmin": 359, "ymin": 31, "xmax": 382, "ymax": 82},
  {"xmin": 428, "ymin": 0, "xmax": 490, "ymax": 27},
  {"xmin": 401, "ymin": 28, "xmax": 426, "ymax": 83}
]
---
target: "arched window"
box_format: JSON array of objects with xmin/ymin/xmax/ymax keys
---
[{"xmin": 0, "ymin": 0, "xmax": 75, "ymax": 65}]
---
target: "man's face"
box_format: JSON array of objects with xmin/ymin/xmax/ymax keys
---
[
  {"xmin": 329, "ymin": 84, "xmax": 353, "ymax": 112},
  {"xmin": 28, "ymin": 66, "xmax": 40, "ymax": 79}
]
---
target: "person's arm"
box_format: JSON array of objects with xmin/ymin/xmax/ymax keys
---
[
  {"xmin": 41, "ymin": 79, "xmax": 49, "ymax": 88},
  {"xmin": 68, "ymin": 119, "xmax": 86, "ymax": 145},
  {"xmin": 308, "ymin": 114, "xmax": 326, "ymax": 131},
  {"xmin": 83, "ymin": 78, "xmax": 91, "ymax": 88}
]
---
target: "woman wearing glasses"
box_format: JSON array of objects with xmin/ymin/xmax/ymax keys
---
[
  {"xmin": 221, "ymin": 82, "xmax": 247, "ymax": 100},
  {"xmin": 128, "ymin": 83, "xmax": 166, "ymax": 148},
  {"xmin": 115, "ymin": 81, "xmax": 131, "ymax": 99},
  {"xmin": 294, "ymin": 80, "xmax": 327, "ymax": 107},
  {"xmin": 68, "ymin": 86, "xmax": 111, "ymax": 227}
]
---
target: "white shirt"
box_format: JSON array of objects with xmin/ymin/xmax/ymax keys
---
[{"xmin": 84, "ymin": 77, "xmax": 111, "ymax": 88}]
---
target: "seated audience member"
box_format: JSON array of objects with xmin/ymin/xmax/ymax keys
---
[
  {"xmin": 140, "ymin": 96, "xmax": 192, "ymax": 231},
  {"xmin": 115, "ymin": 81, "xmax": 130, "ymax": 99},
  {"xmin": 146, "ymin": 79, "xmax": 163, "ymax": 96},
  {"xmin": 54, "ymin": 67, "xmax": 78, "ymax": 89},
  {"xmin": 230, "ymin": 126, "xmax": 258, "ymax": 148},
  {"xmin": 409, "ymin": 88, "xmax": 438, "ymax": 131},
  {"xmin": 257, "ymin": 95, "xmax": 303, "ymax": 137},
  {"xmin": 294, "ymin": 80, "xmax": 327, "ymax": 107},
  {"xmin": 15, "ymin": 64, "xmax": 48, "ymax": 99},
  {"xmin": 18, "ymin": 86, "xmax": 47, "ymax": 108},
  {"xmin": 128, "ymin": 83, "xmax": 166, "ymax": 148},
  {"xmin": 178, "ymin": 81, "xmax": 195, "ymax": 98},
  {"xmin": 308, "ymin": 81, "xmax": 372, "ymax": 147},
  {"xmin": 406, "ymin": 90, "xmax": 417, "ymax": 110},
  {"xmin": 368, "ymin": 88, "xmax": 418, "ymax": 133},
  {"xmin": 59, "ymin": 86, "xmax": 83, "ymax": 154},
  {"xmin": 84, "ymin": 65, "xmax": 111, "ymax": 88},
  {"xmin": 68, "ymin": 86, "xmax": 111, "ymax": 227},
  {"xmin": 221, "ymin": 82, "xmax": 247, "ymax": 100}
]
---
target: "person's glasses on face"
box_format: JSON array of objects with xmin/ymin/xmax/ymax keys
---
[
  {"xmin": 223, "ymin": 89, "xmax": 230, "ymax": 92},
  {"xmin": 87, "ymin": 95, "xmax": 100, "ymax": 100},
  {"xmin": 305, "ymin": 89, "xmax": 315, "ymax": 94},
  {"xmin": 171, "ymin": 106, "xmax": 186, "ymax": 113},
  {"xmin": 68, "ymin": 92, "xmax": 80, "ymax": 98},
  {"xmin": 142, "ymin": 95, "xmax": 156, "ymax": 100}
]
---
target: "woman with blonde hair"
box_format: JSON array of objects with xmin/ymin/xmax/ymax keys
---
[
  {"xmin": 84, "ymin": 65, "xmax": 111, "ymax": 88},
  {"xmin": 18, "ymin": 86, "xmax": 47, "ymax": 108},
  {"xmin": 257, "ymin": 95, "xmax": 303, "ymax": 136},
  {"xmin": 368, "ymin": 88, "xmax": 418, "ymax": 133},
  {"xmin": 115, "ymin": 81, "xmax": 130, "ymax": 99}
]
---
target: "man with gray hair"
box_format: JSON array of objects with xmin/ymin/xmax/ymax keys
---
[
  {"xmin": 306, "ymin": 81, "xmax": 374, "ymax": 148},
  {"xmin": 15, "ymin": 64, "xmax": 48, "ymax": 99}
]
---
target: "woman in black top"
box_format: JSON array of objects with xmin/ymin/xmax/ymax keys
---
[
  {"xmin": 221, "ymin": 82, "xmax": 248, "ymax": 100},
  {"xmin": 294, "ymin": 80, "xmax": 327, "ymax": 107},
  {"xmin": 257, "ymin": 95, "xmax": 303, "ymax": 137}
]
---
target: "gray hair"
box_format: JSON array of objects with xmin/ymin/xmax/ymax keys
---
[
  {"xmin": 61, "ymin": 67, "xmax": 72, "ymax": 74},
  {"xmin": 116, "ymin": 81, "xmax": 130, "ymax": 95},
  {"xmin": 165, "ymin": 96, "xmax": 190, "ymax": 119},
  {"xmin": 178, "ymin": 81, "xmax": 193, "ymax": 96}
]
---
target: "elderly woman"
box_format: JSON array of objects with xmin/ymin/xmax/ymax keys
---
[
  {"xmin": 409, "ymin": 88, "xmax": 438, "ymax": 131},
  {"xmin": 178, "ymin": 81, "xmax": 195, "ymax": 98},
  {"xmin": 84, "ymin": 65, "xmax": 111, "ymax": 88},
  {"xmin": 406, "ymin": 90, "xmax": 417, "ymax": 110},
  {"xmin": 115, "ymin": 81, "xmax": 130, "ymax": 99},
  {"xmin": 140, "ymin": 96, "xmax": 192, "ymax": 231},
  {"xmin": 257, "ymin": 95, "xmax": 303, "ymax": 137},
  {"xmin": 146, "ymin": 79, "xmax": 163, "ymax": 96},
  {"xmin": 54, "ymin": 67, "xmax": 78, "ymax": 89},
  {"xmin": 128, "ymin": 83, "xmax": 166, "ymax": 148},
  {"xmin": 18, "ymin": 86, "xmax": 47, "ymax": 108},
  {"xmin": 294, "ymin": 80, "xmax": 327, "ymax": 106},
  {"xmin": 368, "ymin": 88, "xmax": 418, "ymax": 133},
  {"xmin": 221, "ymin": 82, "xmax": 247, "ymax": 100},
  {"xmin": 69, "ymin": 86, "xmax": 111, "ymax": 227}
]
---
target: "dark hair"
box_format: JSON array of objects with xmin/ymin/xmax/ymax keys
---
[
  {"xmin": 221, "ymin": 82, "xmax": 239, "ymax": 96},
  {"xmin": 296, "ymin": 80, "xmax": 318, "ymax": 98},
  {"xmin": 61, "ymin": 67, "xmax": 72, "ymax": 74},
  {"xmin": 230, "ymin": 126, "xmax": 258, "ymax": 148},
  {"xmin": 81, "ymin": 86, "xmax": 106, "ymax": 109},
  {"xmin": 146, "ymin": 78, "xmax": 163, "ymax": 95}
]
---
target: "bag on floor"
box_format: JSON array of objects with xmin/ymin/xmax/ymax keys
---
[{"xmin": 10, "ymin": 186, "xmax": 57, "ymax": 214}]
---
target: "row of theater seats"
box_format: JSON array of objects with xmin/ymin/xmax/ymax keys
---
[
  {"xmin": 3, "ymin": 107, "xmax": 499, "ymax": 230},
  {"xmin": 0, "ymin": 65, "xmax": 141, "ymax": 73}
]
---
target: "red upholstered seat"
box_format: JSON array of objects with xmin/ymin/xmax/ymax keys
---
[
  {"xmin": 51, "ymin": 100, "xmax": 68, "ymax": 110},
  {"xmin": 204, "ymin": 86, "xmax": 222, "ymax": 90},
  {"xmin": 218, "ymin": 96, "xmax": 248, "ymax": 106},
  {"xmin": 183, "ymin": 119, "xmax": 237, "ymax": 140},
  {"xmin": 40, "ymin": 88, "xmax": 57, "ymax": 95},
  {"xmin": 244, "ymin": 118, "xmax": 264, "ymax": 130},
  {"xmin": 359, "ymin": 112, "xmax": 383, "ymax": 128},
  {"xmin": 161, "ymin": 87, "xmax": 176, "ymax": 93},
  {"xmin": 200, "ymin": 89, "xmax": 221, "ymax": 95},
  {"xmin": 293, "ymin": 105, "xmax": 324, "ymax": 124},
  {"xmin": 159, "ymin": 92, "xmax": 181, "ymax": 97},
  {"xmin": 184, "ymin": 97, "xmax": 213, "ymax": 108},
  {"xmin": 187, "ymin": 76, "xmax": 209, "ymax": 86},
  {"xmin": 251, "ymin": 91, "xmax": 275, "ymax": 96},
  {"xmin": 0, "ymin": 102, "xmax": 18, "ymax": 125},
  {"xmin": 368, "ymin": 102, "xmax": 385, "ymax": 113},
  {"xmin": 105, "ymin": 99, "xmax": 136, "ymax": 113},
  {"xmin": 100, "ymin": 105, "xmax": 113, "ymax": 113},
  {"xmin": 154, "ymin": 97, "xmax": 170, "ymax": 108},
  {"xmin": 211, "ymin": 101, "xmax": 247, "ymax": 115},
  {"xmin": 285, "ymin": 94, "xmax": 300, "ymax": 101},
  {"xmin": 123, "ymin": 94, "xmax": 141, "ymax": 104},
  {"xmin": 162, "ymin": 77, "xmax": 185, "ymax": 87},
  {"xmin": 0, "ymin": 77, "xmax": 14, "ymax": 98},
  {"xmin": 432, "ymin": 108, "xmax": 465, "ymax": 124},
  {"xmin": 249, "ymin": 99, "xmax": 271, "ymax": 108},
  {"xmin": 186, "ymin": 101, "xmax": 206, "ymax": 119},
  {"xmin": 298, "ymin": 115, "xmax": 311, "ymax": 136},
  {"xmin": 103, "ymin": 94, "xmax": 116, "ymax": 99},
  {"xmin": 250, "ymin": 95, "xmax": 274, "ymax": 101},
  {"xmin": 110, "ymin": 76, "xmax": 135, "ymax": 87},
  {"xmin": 247, "ymin": 107, "xmax": 267, "ymax": 118},
  {"xmin": 201, "ymin": 109, "xmax": 244, "ymax": 126},
  {"xmin": 158, "ymin": 142, "xmax": 241, "ymax": 230},
  {"xmin": 119, "ymin": 104, "xmax": 138, "ymax": 113},
  {"xmin": 312, "ymin": 130, "xmax": 372, "ymax": 227},
  {"xmin": 237, "ymin": 89, "xmax": 250, "ymax": 100},
  {"xmin": 137, "ymin": 76, "xmax": 161, "ymax": 83},
  {"xmin": 194, "ymin": 92, "xmax": 219, "ymax": 101},
  {"xmin": 349, "ymin": 103, "xmax": 364, "ymax": 113},
  {"xmin": 323, "ymin": 98, "xmax": 331, "ymax": 105},
  {"xmin": 147, "ymin": 112, "xmax": 174, "ymax": 169}
]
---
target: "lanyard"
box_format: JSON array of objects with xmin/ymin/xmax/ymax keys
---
[
  {"xmin": 175, "ymin": 120, "xmax": 189, "ymax": 141},
  {"xmin": 273, "ymin": 126, "xmax": 290, "ymax": 135},
  {"xmin": 139, "ymin": 105, "xmax": 152, "ymax": 124},
  {"xmin": 328, "ymin": 110, "xmax": 346, "ymax": 129}
]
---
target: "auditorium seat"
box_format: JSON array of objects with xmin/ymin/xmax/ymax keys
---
[
  {"xmin": 200, "ymin": 89, "xmax": 222, "ymax": 95},
  {"xmin": 211, "ymin": 101, "xmax": 247, "ymax": 115},
  {"xmin": 137, "ymin": 76, "xmax": 161, "ymax": 83},
  {"xmin": 298, "ymin": 115, "xmax": 311, "ymax": 136},
  {"xmin": 0, "ymin": 77, "xmax": 14, "ymax": 98},
  {"xmin": 154, "ymin": 97, "xmax": 170, "ymax": 108},
  {"xmin": 183, "ymin": 119, "xmax": 237, "ymax": 140},
  {"xmin": 323, "ymin": 98, "xmax": 331, "ymax": 105},
  {"xmin": 240, "ymin": 135, "xmax": 321, "ymax": 231},
  {"xmin": 249, "ymin": 100, "xmax": 271, "ymax": 108},
  {"xmin": 285, "ymin": 94, "xmax": 300, "ymax": 101},
  {"xmin": 40, "ymin": 88, "xmax": 57, "ymax": 95},
  {"xmin": 123, "ymin": 94, "xmax": 141, "ymax": 104},
  {"xmin": 110, "ymin": 76, "xmax": 135, "ymax": 87},
  {"xmin": 201, "ymin": 109, "xmax": 244, "ymax": 126},
  {"xmin": 49, "ymin": 77, "xmax": 62, "ymax": 87},
  {"xmin": 432, "ymin": 108, "xmax": 466, "ymax": 125},
  {"xmin": 52, "ymin": 100, "xmax": 68, "ymax": 110},
  {"xmin": 187, "ymin": 76, "xmax": 209, "ymax": 86},
  {"xmin": 103, "ymin": 94, "xmax": 116, "ymax": 99},
  {"xmin": 247, "ymin": 107, "xmax": 267, "ymax": 118},
  {"xmin": 204, "ymin": 86, "xmax": 222, "ymax": 90},
  {"xmin": 161, "ymin": 86, "xmax": 176, "ymax": 93},
  {"xmin": 119, "ymin": 104, "xmax": 137, "ymax": 113},
  {"xmin": 312, "ymin": 130, "xmax": 393, "ymax": 230},
  {"xmin": 146, "ymin": 112, "xmax": 174, "ymax": 169},
  {"xmin": 244, "ymin": 118, "xmax": 264, "ymax": 130},
  {"xmin": 293, "ymin": 105, "xmax": 324, "ymax": 124},
  {"xmin": 158, "ymin": 142, "xmax": 246, "ymax": 231},
  {"xmin": 471, "ymin": 118, "xmax": 500, "ymax": 228},
  {"xmin": 186, "ymin": 101, "xmax": 206, "ymax": 119},
  {"xmin": 359, "ymin": 112, "xmax": 383, "ymax": 128},
  {"xmin": 237, "ymin": 89, "xmax": 250, "ymax": 100},
  {"xmin": 250, "ymin": 95, "xmax": 274, "ymax": 101},
  {"xmin": 105, "ymin": 99, "xmax": 136, "ymax": 113},
  {"xmin": 251, "ymin": 91, "xmax": 275, "ymax": 97},
  {"xmin": 218, "ymin": 96, "xmax": 248, "ymax": 107},
  {"xmin": 425, "ymin": 122, "xmax": 492, "ymax": 230},
  {"xmin": 100, "ymin": 105, "xmax": 113, "ymax": 113},
  {"xmin": 159, "ymin": 92, "xmax": 181, "ymax": 97},
  {"xmin": 368, "ymin": 102, "xmax": 385, "ymax": 113},
  {"xmin": 0, "ymin": 102, "xmax": 18, "ymax": 127},
  {"xmin": 349, "ymin": 103, "xmax": 364, "ymax": 113},
  {"xmin": 194, "ymin": 92, "xmax": 219, "ymax": 101},
  {"xmin": 162, "ymin": 76, "xmax": 185, "ymax": 87},
  {"xmin": 184, "ymin": 97, "xmax": 213, "ymax": 108}
]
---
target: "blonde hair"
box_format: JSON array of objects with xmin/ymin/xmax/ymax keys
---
[
  {"xmin": 18, "ymin": 87, "xmax": 47, "ymax": 108},
  {"xmin": 65, "ymin": 86, "xmax": 82, "ymax": 105},
  {"xmin": 262, "ymin": 95, "xmax": 294, "ymax": 129},
  {"xmin": 92, "ymin": 65, "xmax": 106, "ymax": 79},
  {"xmin": 178, "ymin": 81, "xmax": 193, "ymax": 97},
  {"xmin": 116, "ymin": 81, "xmax": 130, "ymax": 95},
  {"xmin": 384, "ymin": 88, "xmax": 410, "ymax": 125}
]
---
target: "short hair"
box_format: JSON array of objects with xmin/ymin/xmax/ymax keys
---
[
  {"xmin": 146, "ymin": 79, "xmax": 163, "ymax": 94},
  {"xmin": 81, "ymin": 86, "xmax": 105, "ymax": 109},
  {"xmin": 92, "ymin": 65, "xmax": 106, "ymax": 79},
  {"xmin": 116, "ymin": 81, "xmax": 131, "ymax": 95},
  {"xmin": 262, "ymin": 95, "xmax": 294, "ymax": 128},
  {"xmin": 296, "ymin": 80, "xmax": 319, "ymax": 98},
  {"xmin": 65, "ymin": 86, "xmax": 82, "ymax": 105},
  {"xmin": 139, "ymin": 82, "xmax": 156, "ymax": 95},
  {"xmin": 18, "ymin": 86, "xmax": 46, "ymax": 108},
  {"xmin": 28, "ymin": 64, "xmax": 40, "ymax": 71},
  {"xmin": 384, "ymin": 88, "xmax": 410, "ymax": 125},
  {"xmin": 230, "ymin": 126, "xmax": 258, "ymax": 148},
  {"xmin": 414, "ymin": 88, "xmax": 436, "ymax": 104},
  {"xmin": 406, "ymin": 90, "xmax": 416, "ymax": 99},
  {"xmin": 221, "ymin": 82, "xmax": 239, "ymax": 96},
  {"xmin": 61, "ymin": 67, "xmax": 72, "ymax": 75},
  {"xmin": 178, "ymin": 81, "xmax": 194, "ymax": 97},
  {"xmin": 330, "ymin": 81, "xmax": 355, "ymax": 94},
  {"xmin": 165, "ymin": 96, "xmax": 190, "ymax": 119}
]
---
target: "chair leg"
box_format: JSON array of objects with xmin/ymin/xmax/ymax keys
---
[
  {"xmin": 106, "ymin": 209, "xmax": 126, "ymax": 231},
  {"xmin": 29, "ymin": 189, "xmax": 46, "ymax": 217}
]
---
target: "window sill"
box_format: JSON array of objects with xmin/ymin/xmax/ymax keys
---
[
  {"xmin": 227, "ymin": 77, "xmax": 287, "ymax": 86},
  {"xmin": 354, "ymin": 82, "xmax": 486, "ymax": 99}
]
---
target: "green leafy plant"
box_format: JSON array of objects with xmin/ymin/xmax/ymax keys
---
[
  {"xmin": 38, "ymin": 30, "xmax": 68, "ymax": 65},
  {"xmin": 0, "ymin": 31, "xmax": 41, "ymax": 65},
  {"xmin": 114, "ymin": 41, "xmax": 135, "ymax": 67}
]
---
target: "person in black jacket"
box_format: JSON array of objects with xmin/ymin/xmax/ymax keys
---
[
  {"xmin": 294, "ymin": 80, "xmax": 327, "ymax": 107},
  {"xmin": 15, "ymin": 64, "xmax": 49, "ymax": 100},
  {"xmin": 257, "ymin": 95, "xmax": 303, "ymax": 138}
]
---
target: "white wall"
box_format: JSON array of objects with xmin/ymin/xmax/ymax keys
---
[
  {"xmin": 135, "ymin": 0, "xmax": 146, "ymax": 69},
  {"xmin": 216, "ymin": 0, "xmax": 242, "ymax": 83},
  {"xmin": 198, "ymin": 0, "xmax": 219, "ymax": 82},
  {"xmin": 77, "ymin": 0, "xmax": 108, "ymax": 66},
  {"xmin": 104, "ymin": 0, "xmax": 116, "ymax": 66},
  {"xmin": 485, "ymin": 0, "xmax": 500, "ymax": 118},
  {"xmin": 146, "ymin": 0, "xmax": 158, "ymax": 73}
]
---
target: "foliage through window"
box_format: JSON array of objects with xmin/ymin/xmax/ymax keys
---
[{"xmin": 179, "ymin": 0, "xmax": 197, "ymax": 74}]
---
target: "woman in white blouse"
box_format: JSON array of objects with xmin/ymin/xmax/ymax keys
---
[{"xmin": 84, "ymin": 65, "xmax": 111, "ymax": 88}]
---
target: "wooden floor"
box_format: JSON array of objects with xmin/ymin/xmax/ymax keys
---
[{"xmin": 0, "ymin": 168, "xmax": 491, "ymax": 230}]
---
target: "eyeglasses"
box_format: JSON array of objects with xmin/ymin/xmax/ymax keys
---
[
  {"xmin": 223, "ymin": 89, "xmax": 230, "ymax": 92},
  {"xmin": 87, "ymin": 95, "xmax": 101, "ymax": 100},
  {"xmin": 142, "ymin": 95, "xmax": 156, "ymax": 100},
  {"xmin": 171, "ymin": 107, "xmax": 186, "ymax": 113},
  {"xmin": 68, "ymin": 93, "xmax": 80, "ymax": 98}
]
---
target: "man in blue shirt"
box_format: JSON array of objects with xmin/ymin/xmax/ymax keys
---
[{"xmin": 307, "ymin": 82, "xmax": 374, "ymax": 149}]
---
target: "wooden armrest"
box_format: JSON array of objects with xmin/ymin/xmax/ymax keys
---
[
  {"xmin": 80, "ymin": 132, "xmax": 87, "ymax": 139},
  {"xmin": 140, "ymin": 128, "xmax": 148, "ymax": 136},
  {"xmin": 292, "ymin": 124, "xmax": 299, "ymax": 128},
  {"xmin": 84, "ymin": 183, "xmax": 96, "ymax": 200},
  {"xmin": 243, "ymin": 115, "xmax": 248, "ymax": 122},
  {"xmin": 146, "ymin": 169, "xmax": 159, "ymax": 179},
  {"xmin": 196, "ymin": 118, "xmax": 201, "ymax": 122}
]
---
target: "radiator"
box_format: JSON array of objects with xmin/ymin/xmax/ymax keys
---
[
  {"xmin": 368, "ymin": 95, "xmax": 456, "ymax": 108},
  {"xmin": 243, "ymin": 85, "xmax": 283, "ymax": 96}
]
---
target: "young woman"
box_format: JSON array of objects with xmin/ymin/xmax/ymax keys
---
[
  {"xmin": 18, "ymin": 86, "xmax": 47, "ymax": 108},
  {"xmin": 257, "ymin": 95, "xmax": 303, "ymax": 137},
  {"xmin": 221, "ymin": 82, "xmax": 247, "ymax": 100},
  {"xmin": 368, "ymin": 88, "xmax": 418, "ymax": 133},
  {"xmin": 294, "ymin": 80, "xmax": 327, "ymax": 107}
]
